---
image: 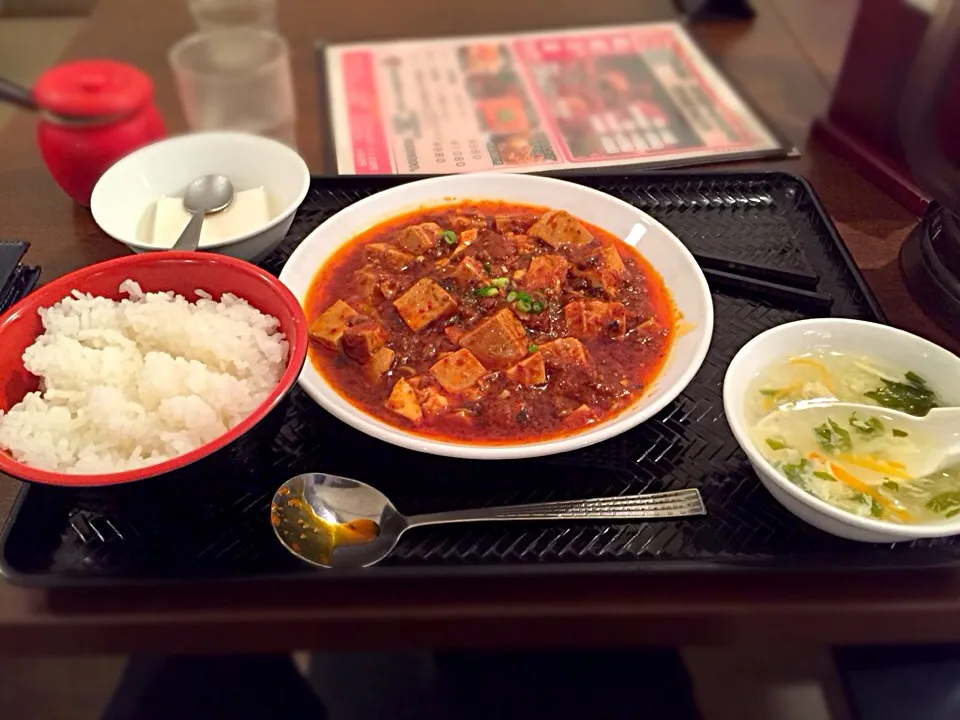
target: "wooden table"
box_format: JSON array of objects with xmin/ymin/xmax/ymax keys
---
[{"xmin": 2, "ymin": 0, "xmax": 960, "ymax": 655}]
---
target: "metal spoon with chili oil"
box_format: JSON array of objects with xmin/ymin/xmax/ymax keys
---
[{"xmin": 270, "ymin": 472, "xmax": 706, "ymax": 569}]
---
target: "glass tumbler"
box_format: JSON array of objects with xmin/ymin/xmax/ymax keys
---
[
  {"xmin": 169, "ymin": 28, "xmax": 296, "ymax": 147},
  {"xmin": 187, "ymin": 0, "xmax": 276, "ymax": 31}
]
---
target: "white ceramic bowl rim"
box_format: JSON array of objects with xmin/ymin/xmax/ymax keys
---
[
  {"xmin": 90, "ymin": 131, "xmax": 310, "ymax": 250},
  {"xmin": 724, "ymin": 317, "xmax": 960, "ymax": 539},
  {"xmin": 280, "ymin": 173, "xmax": 715, "ymax": 460}
]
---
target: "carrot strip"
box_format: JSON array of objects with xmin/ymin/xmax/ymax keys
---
[
  {"xmin": 835, "ymin": 453, "xmax": 913, "ymax": 480},
  {"xmin": 808, "ymin": 453, "xmax": 911, "ymax": 521},
  {"xmin": 788, "ymin": 357, "xmax": 834, "ymax": 393}
]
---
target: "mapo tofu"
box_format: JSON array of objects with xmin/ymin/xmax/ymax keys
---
[{"xmin": 305, "ymin": 201, "xmax": 675, "ymax": 443}]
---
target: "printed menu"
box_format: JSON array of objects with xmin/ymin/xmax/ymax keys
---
[{"xmin": 325, "ymin": 23, "xmax": 784, "ymax": 175}]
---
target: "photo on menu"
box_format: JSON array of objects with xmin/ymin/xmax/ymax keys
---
[
  {"xmin": 530, "ymin": 52, "xmax": 702, "ymax": 160},
  {"xmin": 324, "ymin": 23, "xmax": 785, "ymax": 174}
]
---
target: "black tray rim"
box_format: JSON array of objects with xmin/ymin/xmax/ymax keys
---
[{"xmin": 0, "ymin": 170, "xmax": 903, "ymax": 588}]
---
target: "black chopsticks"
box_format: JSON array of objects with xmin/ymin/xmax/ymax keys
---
[{"xmin": 701, "ymin": 266, "xmax": 833, "ymax": 313}]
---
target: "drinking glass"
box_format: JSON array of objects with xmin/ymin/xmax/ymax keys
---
[
  {"xmin": 169, "ymin": 28, "xmax": 296, "ymax": 147},
  {"xmin": 187, "ymin": 0, "xmax": 276, "ymax": 31}
]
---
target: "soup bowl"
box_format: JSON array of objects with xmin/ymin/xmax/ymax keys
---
[
  {"xmin": 278, "ymin": 173, "xmax": 714, "ymax": 460},
  {"xmin": 724, "ymin": 317, "xmax": 960, "ymax": 542}
]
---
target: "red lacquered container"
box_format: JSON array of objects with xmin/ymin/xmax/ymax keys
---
[{"xmin": 33, "ymin": 59, "xmax": 166, "ymax": 206}]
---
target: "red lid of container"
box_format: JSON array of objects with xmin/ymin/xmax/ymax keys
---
[{"xmin": 33, "ymin": 59, "xmax": 155, "ymax": 119}]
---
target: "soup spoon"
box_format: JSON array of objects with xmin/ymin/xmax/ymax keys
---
[
  {"xmin": 270, "ymin": 472, "xmax": 706, "ymax": 569},
  {"xmin": 767, "ymin": 401, "xmax": 960, "ymax": 478}
]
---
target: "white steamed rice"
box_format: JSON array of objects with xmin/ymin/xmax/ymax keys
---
[{"xmin": 0, "ymin": 280, "xmax": 288, "ymax": 474}]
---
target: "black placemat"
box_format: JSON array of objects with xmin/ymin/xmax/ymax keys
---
[{"xmin": 5, "ymin": 172, "xmax": 956, "ymax": 588}]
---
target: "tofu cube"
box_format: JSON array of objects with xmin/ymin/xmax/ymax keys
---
[
  {"xmin": 563, "ymin": 299, "xmax": 627, "ymax": 339},
  {"xmin": 571, "ymin": 244, "xmax": 625, "ymax": 297},
  {"xmin": 378, "ymin": 277, "xmax": 402, "ymax": 300},
  {"xmin": 351, "ymin": 268, "xmax": 382, "ymax": 304},
  {"xmin": 309, "ymin": 299, "xmax": 360, "ymax": 349},
  {"xmin": 494, "ymin": 213, "xmax": 538, "ymax": 234},
  {"xmin": 538, "ymin": 337, "xmax": 592, "ymax": 369},
  {"xmin": 444, "ymin": 325, "xmax": 465, "ymax": 346},
  {"xmin": 563, "ymin": 404, "xmax": 598, "ymax": 428},
  {"xmin": 450, "ymin": 215, "xmax": 488, "ymax": 232},
  {"xmin": 341, "ymin": 320, "xmax": 388, "ymax": 362},
  {"xmin": 393, "ymin": 278, "xmax": 457, "ymax": 332},
  {"xmin": 385, "ymin": 378, "xmax": 423, "ymax": 423},
  {"xmin": 452, "ymin": 257, "xmax": 489, "ymax": 287},
  {"xmin": 396, "ymin": 222, "xmax": 442, "ymax": 254},
  {"xmin": 525, "ymin": 254, "xmax": 569, "ymax": 291},
  {"xmin": 510, "ymin": 233, "xmax": 541, "ymax": 256},
  {"xmin": 527, "ymin": 210, "xmax": 594, "ymax": 248},
  {"xmin": 364, "ymin": 242, "xmax": 414, "ymax": 270},
  {"xmin": 459, "ymin": 307, "xmax": 529, "ymax": 370},
  {"xmin": 451, "ymin": 228, "xmax": 479, "ymax": 258},
  {"xmin": 362, "ymin": 346, "xmax": 395, "ymax": 383},
  {"xmin": 506, "ymin": 352, "xmax": 546, "ymax": 386},
  {"xmin": 430, "ymin": 348, "xmax": 487, "ymax": 392},
  {"xmin": 422, "ymin": 392, "xmax": 450, "ymax": 416},
  {"xmin": 409, "ymin": 378, "xmax": 452, "ymax": 417}
]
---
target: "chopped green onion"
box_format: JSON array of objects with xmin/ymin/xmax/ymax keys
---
[
  {"xmin": 490, "ymin": 277, "xmax": 509, "ymax": 288},
  {"xmin": 530, "ymin": 300, "xmax": 544, "ymax": 314},
  {"xmin": 506, "ymin": 291, "xmax": 518, "ymax": 303},
  {"xmin": 765, "ymin": 437, "xmax": 789, "ymax": 451},
  {"xmin": 516, "ymin": 299, "xmax": 532, "ymax": 313},
  {"xmin": 515, "ymin": 290, "xmax": 533, "ymax": 303},
  {"xmin": 927, "ymin": 491, "xmax": 960, "ymax": 513},
  {"xmin": 440, "ymin": 229, "xmax": 457, "ymax": 245},
  {"xmin": 948, "ymin": 509, "xmax": 960, "ymax": 519},
  {"xmin": 892, "ymin": 428, "xmax": 909, "ymax": 437},
  {"xmin": 870, "ymin": 497, "xmax": 884, "ymax": 518},
  {"xmin": 883, "ymin": 480, "xmax": 900, "ymax": 491},
  {"xmin": 780, "ymin": 459, "xmax": 810, "ymax": 485},
  {"xmin": 814, "ymin": 419, "xmax": 852, "ymax": 453},
  {"xmin": 528, "ymin": 343, "xmax": 538, "ymax": 353},
  {"xmin": 759, "ymin": 388, "xmax": 782, "ymax": 397},
  {"xmin": 813, "ymin": 470, "xmax": 836, "ymax": 482},
  {"xmin": 474, "ymin": 286, "xmax": 499, "ymax": 298}
]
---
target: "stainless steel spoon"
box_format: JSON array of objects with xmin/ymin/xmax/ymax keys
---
[
  {"xmin": 171, "ymin": 174, "xmax": 235, "ymax": 251},
  {"xmin": 270, "ymin": 472, "xmax": 706, "ymax": 569}
]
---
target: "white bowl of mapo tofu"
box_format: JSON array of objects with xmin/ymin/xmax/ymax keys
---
[{"xmin": 278, "ymin": 173, "xmax": 713, "ymax": 459}]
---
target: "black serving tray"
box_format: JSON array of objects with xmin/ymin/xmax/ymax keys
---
[{"xmin": 4, "ymin": 171, "xmax": 958, "ymax": 589}]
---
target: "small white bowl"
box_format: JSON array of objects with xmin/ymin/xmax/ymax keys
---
[
  {"xmin": 723, "ymin": 318, "xmax": 960, "ymax": 542},
  {"xmin": 279, "ymin": 173, "xmax": 714, "ymax": 460},
  {"xmin": 91, "ymin": 131, "xmax": 309, "ymax": 262}
]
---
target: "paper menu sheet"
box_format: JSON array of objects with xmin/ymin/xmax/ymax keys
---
[{"xmin": 325, "ymin": 22, "xmax": 784, "ymax": 175}]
